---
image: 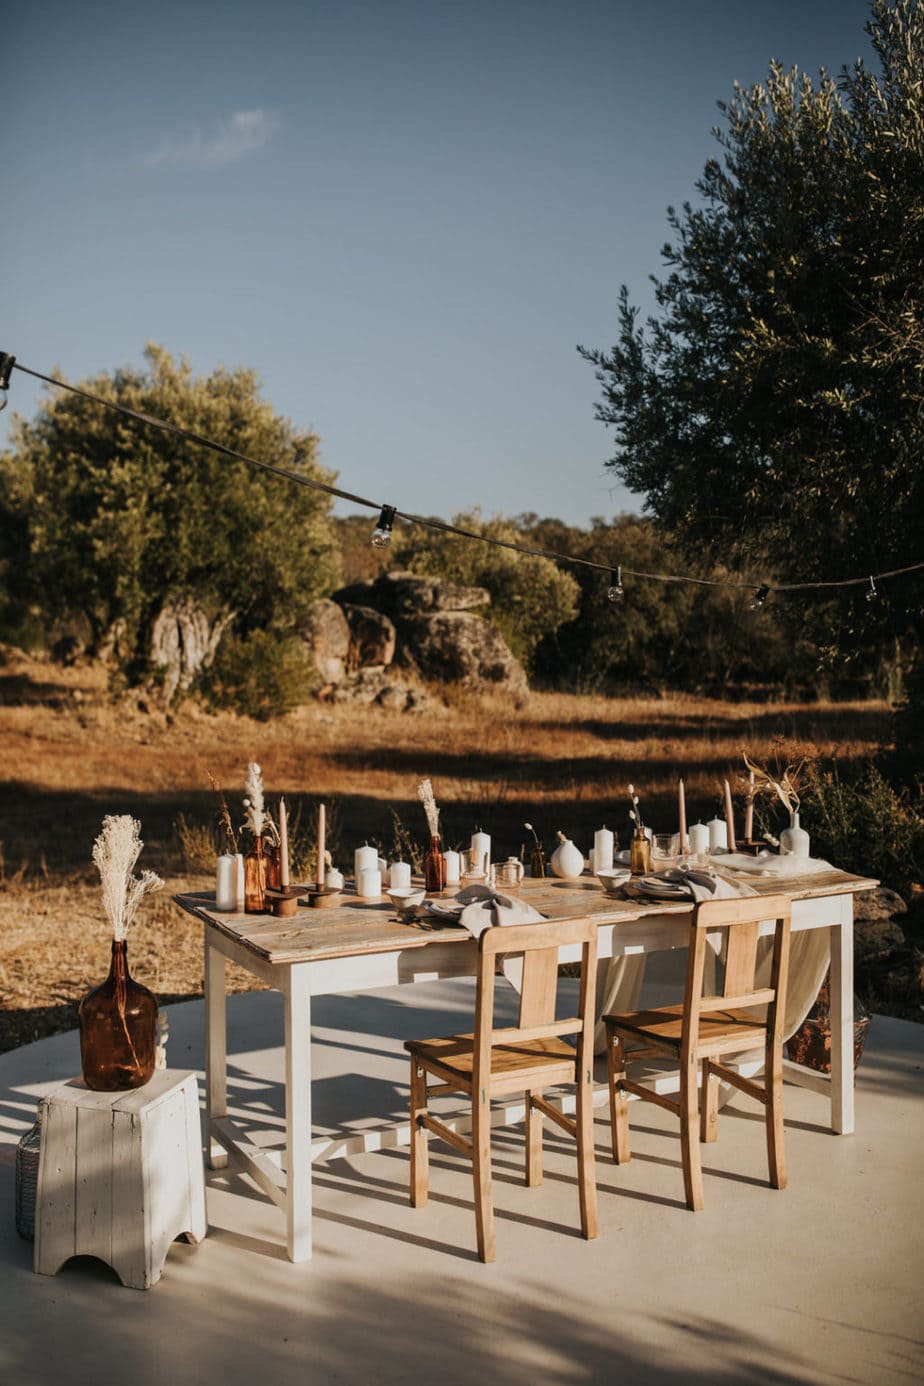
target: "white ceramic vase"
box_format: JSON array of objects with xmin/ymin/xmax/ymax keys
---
[
  {"xmin": 551, "ymin": 836, "xmax": 584, "ymax": 879},
  {"xmin": 780, "ymin": 811, "xmax": 810, "ymax": 857}
]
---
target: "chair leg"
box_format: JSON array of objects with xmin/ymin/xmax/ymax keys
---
[
  {"xmin": 472, "ymin": 1084, "xmax": 496, "ymax": 1263},
  {"xmin": 525, "ymin": 1089, "xmax": 543, "ymax": 1187},
  {"xmin": 575, "ymin": 1059, "xmax": 598, "ymax": 1241},
  {"xmin": 765, "ymin": 1040, "xmax": 788, "ymax": 1190},
  {"xmin": 409, "ymin": 1061, "xmax": 429, "ymax": 1208},
  {"xmin": 680, "ymin": 1055, "xmax": 704, "ymax": 1211},
  {"xmin": 607, "ymin": 1030, "xmax": 631, "ymax": 1163},
  {"xmin": 700, "ymin": 1059, "xmax": 718, "ymax": 1143}
]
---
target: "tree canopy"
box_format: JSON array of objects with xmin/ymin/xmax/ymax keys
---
[
  {"xmin": 579, "ymin": 0, "xmax": 924, "ymax": 676},
  {"xmin": 0, "ymin": 345, "xmax": 340, "ymax": 678}
]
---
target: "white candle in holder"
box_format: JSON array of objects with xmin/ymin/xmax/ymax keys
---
[
  {"xmin": 354, "ymin": 844, "xmax": 378, "ymax": 879},
  {"xmin": 216, "ymin": 855, "xmax": 238, "ymax": 911},
  {"xmin": 444, "ymin": 850, "xmax": 460, "ymax": 884},
  {"xmin": 471, "ymin": 830, "xmax": 491, "ymax": 875},
  {"xmin": 707, "ymin": 818, "xmax": 728, "ymax": 852},
  {"xmin": 389, "ymin": 860, "xmax": 412, "ymax": 889},
  {"xmin": 358, "ymin": 867, "xmax": 382, "ymax": 898}
]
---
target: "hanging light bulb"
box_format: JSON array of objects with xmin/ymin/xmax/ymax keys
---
[
  {"xmin": 607, "ymin": 566, "xmax": 624, "ymax": 602},
  {"xmin": 749, "ymin": 584, "xmax": 770, "ymax": 609},
  {"xmin": 0, "ymin": 352, "xmax": 15, "ymax": 413},
  {"xmin": 865, "ymin": 575, "xmax": 878, "ymax": 603},
  {"xmin": 370, "ymin": 504, "xmax": 396, "ymax": 548}
]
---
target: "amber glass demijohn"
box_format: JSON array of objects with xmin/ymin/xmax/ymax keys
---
[
  {"xmin": 424, "ymin": 834, "xmax": 447, "ymax": 893},
  {"xmin": 78, "ymin": 940, "xmax": 158, "ymax": 1091},
  {"xmin": 244, "ymin": 839, "xmax": 267, "ymax": 912}
]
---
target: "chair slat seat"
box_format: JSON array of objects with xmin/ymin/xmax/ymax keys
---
[
  {"xmin": 406, "ymin": 1031, "xmax": 578, "ymax": 1094},
  {"xmin": 609, "ymin": 1006, "xmax": 767, "ymax": 1058}
]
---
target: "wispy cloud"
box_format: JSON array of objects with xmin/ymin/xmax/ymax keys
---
[{"xmin": 142, "ymin": 109, "xmax": 280, "ymax": 170}]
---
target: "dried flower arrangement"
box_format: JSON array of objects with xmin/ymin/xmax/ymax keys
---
[
  {"xmin": 417, "ymin": 778, "xmax": 440, "ymax": 836},
  {"xmin": 208, "ymin": 772, "xmax": 239, "ymax": 854},
  {"xmin": 627, "ymin": 783, "xmax": 646, "ymax": 835},
  {"xmin": 242, "ymin": 761, "xmax": 266, "ymax": 841},
  {"xmin": 742, "ymin": 751, "xmax": 807, "ymax": 818},
  {"xmin": 92, "ymin": 815, "xmax": 163, "ymax": 940}
]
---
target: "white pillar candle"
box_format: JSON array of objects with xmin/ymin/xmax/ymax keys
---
[
  {"xmin": 707, "ymin": 817, "xmax": 728, "ymax": 852},
  {"xmin": 593, "ymin": 827, "xmax": 614, "ymax": 874},
  {"xmin": 443, "ymin": 850, "xmax": 460, "ymax": 884},
  {"xmin": 389, "ymin": 860, "xmax": 412, "ymax": 889},
  {"xmin": 235, "ymin": 853, "xmax": 245, "ymax": 910},
  {"xmin": 354, "ymin": 844, "xmax": 378, "ymax": 880},
  {"xmin": 357, "ymin": 867, "xmax": 382, "ymax": 899},
  {"xmin": 326, "ymin": 867, "xmax": 344, "ymax": 891},
  {"xmin": 216, "ymin": 855, "xmax": 238, "ymax": 911},
  {"xmin": 377, "ymin": 855, "xmax": 388, "ymax": 877},
  {"xmin": 689, "ymin": 822, "xmax": 710, "ymax": 856},
  {"xmin": 471, "ymin": 830, "xmax": 491, "ymax": 875}
]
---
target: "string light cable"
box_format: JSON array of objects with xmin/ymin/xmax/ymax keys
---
[{"xmin": 4, "ymin": 354, "xmax": 923, "ymax": 601}]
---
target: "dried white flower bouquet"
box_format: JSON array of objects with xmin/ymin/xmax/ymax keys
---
[{"xmin": 93, "ymin": 815, "xmax": 163, "ymax": 940}]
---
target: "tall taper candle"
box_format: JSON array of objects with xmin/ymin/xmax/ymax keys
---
[
  {"xmin": 744, "ymin": 770, "xmax": 755, "ymax": 841},
  {"xmin": 678, "ymin": 778, "xmax": 687, "ymax": 851},
  {"xmin": 317, "ymin": 802, "xmax": 326, "ymax": 888},
  {"xmin": 723, "ymin": 778, "xmax": 737, "ymax": 852},
  {"xmin": 278, "ymin": 797, "xmax": 290, "ymax": 888}
]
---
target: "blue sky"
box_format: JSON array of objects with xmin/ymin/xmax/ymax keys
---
[{"xmin": 3, "ymin": 0, "xmax": 875, "ymax": 527}]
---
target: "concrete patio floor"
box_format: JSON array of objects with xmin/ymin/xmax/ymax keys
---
[{"xmin": 1, "ymin": 978, "xmax": 922, "ymax": 1386}]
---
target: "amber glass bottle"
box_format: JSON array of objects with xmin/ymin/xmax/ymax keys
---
[
  {"xmin": 424, "ymin": 834, "xmax": 447, "ymax": 893},
  {"xmin": 244, "ymin": 839, "xmax": 267, "ymax": 912},
  {"xmin": 79, "ymin": 941, "xmax": 158, "ymax": 1091},
  {"xmin": 629, "ymin": 829, "xmax": 652, "ymax": 876}
]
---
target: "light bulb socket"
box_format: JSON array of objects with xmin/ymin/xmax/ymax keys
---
[
  {"xmin": 0, "ymin": 354, "xmax": 15, "ymax": 391},
  {"xmin": 607, "ymin": 566, "xmax": 624, "ymax": 602},
  {"xmin": 749, "ymin": 584, "xmax": 770, "ymax": 609},
  {"xmin": 370, "ymin": 504, "xmax": 396, "ymax": 548},
  {"xmin": 865, "ymin": 576, "xmax": 877, "ymax": 603}
]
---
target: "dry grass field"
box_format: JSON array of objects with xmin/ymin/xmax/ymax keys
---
[{"xmin": 0, "ymin": 645, "xmax": 893, "ymax": 1052}]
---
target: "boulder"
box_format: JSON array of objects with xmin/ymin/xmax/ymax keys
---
[
  {"xmin": 334, "ymin": 570, "xmax": 489, "ymax": 619},
  {"xmin": 341, "ymin": 604, "xmax": 396, "ymax": 672},
  {"xmin": 395, "ymin": 611, "xmax": 529, "ymax": 699},
  {"xmin": 853, "ymin": 886, "xmax": 908, "ymax": 923},
  {"xmin": 300, "ymin": 600, "xmax": 351, "ymax": 684},
  {"xmin": 148, "ymin": 600, "xmax": 234, "ymax": 705}
]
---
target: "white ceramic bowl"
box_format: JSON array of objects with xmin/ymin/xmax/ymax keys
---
[
  {"xmin": 595, "ymin": 868, "xmax": 631, "ymax": 895},
  {"xmin": 387, "ymin": 887, "xmax": 426, "ymax": 917}
]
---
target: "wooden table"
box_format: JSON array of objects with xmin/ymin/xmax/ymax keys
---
[{"xmin": 176, "ymin": 868, "xmax": 876, "ymax": 1262}]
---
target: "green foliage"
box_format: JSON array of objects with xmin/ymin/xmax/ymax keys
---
[
  {"xmin": 521, "ymin": 514, "xmax": 803, "ymax": 694},
  {"xmin": 800, "ymin": 758, "xmax": 924, "ymax": 896},
  {"xmin": 0, "ymin": 345, "xmax": 340, "ymax": 670},
  {"xmin": 579, "ymin": 0, "xmax": 924, "ymax": 679},
  {"xmin": 392, "ymin": 510, "xmax": 580, "ymax": 670},
  {"xmin": 204, "ymin": 628, "xmax": 316, "ymax": 720}
]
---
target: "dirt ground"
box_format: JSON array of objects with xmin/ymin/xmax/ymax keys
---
[{"xmin": 0, "ymin": 644, "xmax": 894, "ymax": 1053}]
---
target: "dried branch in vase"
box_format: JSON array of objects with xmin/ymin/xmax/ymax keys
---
[
  {"xmin": 208, "ymin": 771, "xmax": 239, "ymax": 853},
  {"xmin": 242, "ymin": 761, "xmax": 266, "ymax": 841},
  {"xmin": 742, "ymin": 751, "xmax": 808, "ymax": 817}
]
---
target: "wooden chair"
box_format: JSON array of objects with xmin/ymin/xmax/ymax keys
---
[
  {"xmin": 603, "ymin": 894, "xmax": 791, "ymax": 1211},
  {"xmin": 405, "ymin": 916, "xmax": 598, "ymax": 1262}
]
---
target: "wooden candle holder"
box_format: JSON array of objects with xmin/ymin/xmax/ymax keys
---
[
  {"xmin": 264, "ymin": 886, "xmax": 302, "ymax": 917},
  {"xmin": 304, "ymin": 884, "xmax": 340, "ymax": 909}
]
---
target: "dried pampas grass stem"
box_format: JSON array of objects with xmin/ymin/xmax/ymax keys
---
[
  {"xmin": 417, "ymin": 778, "xmax": 440, "ymax": 836},
  {"xmin": 92, "ymin": 815, "xmax": 163, "ymax": 941}
]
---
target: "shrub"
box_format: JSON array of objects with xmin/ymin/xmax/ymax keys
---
[{"xmin": 203, "ymin": 629, "xmax": 315, "ymax": 720}]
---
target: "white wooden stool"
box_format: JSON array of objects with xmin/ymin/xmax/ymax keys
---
[{"xmin": 34, "ymin": 1069, "xmax": 207, "ymax": 1289}]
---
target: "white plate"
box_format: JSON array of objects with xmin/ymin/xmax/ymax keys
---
[{"xmin": 425, "ymin": 899, "xmax": 464, "ymax": 917}]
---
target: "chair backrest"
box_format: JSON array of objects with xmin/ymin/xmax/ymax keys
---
[
  {"xmin": 683, "ymin": 894, "xmax": 792, "ymax": 1054},
  {"xmin": 472, "ymin": 918, "xmax": 599, "ymax": 1088}
]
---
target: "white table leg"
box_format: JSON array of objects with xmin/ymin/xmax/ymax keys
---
[
  {"xmin": 284, "ymin": 967, "xmax": 312, "ymax": 1262},
  {"xmin": 204, "ymin": 933, "xmax": 229, "ymax": 1169},
  {"xmin": 829, "ymin": 905, "xmax": 855, "ymax": 1135}
]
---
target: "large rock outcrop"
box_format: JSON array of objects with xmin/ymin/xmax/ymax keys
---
[{"xmin": 301, "ymin": 570, "xmax": 528, "ymax": 702}]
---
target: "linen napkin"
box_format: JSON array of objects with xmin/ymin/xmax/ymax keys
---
[
  {"xmin": 637, "ymin": 868, "xmax": 758, "ymax": 901},
  {"xmin": 455, "ymin": 882, "xmax": 548, "ymax": 938},
  {"xmin": 716, "ymin": 852, "xmax": 834, "ymax": 877}
]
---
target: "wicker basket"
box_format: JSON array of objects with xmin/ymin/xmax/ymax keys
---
[{"xmin": 15, "ymin": 1113, "xmax": 42, "ymax": 1241}]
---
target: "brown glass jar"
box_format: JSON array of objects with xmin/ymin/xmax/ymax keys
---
[
  {"xmin": 629, "ymin": 829, "xmax": 652, "ymax": 876},
  {"xmin": 78, "ymin": 940, "xmax": 158, "ymax": 1091}
]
